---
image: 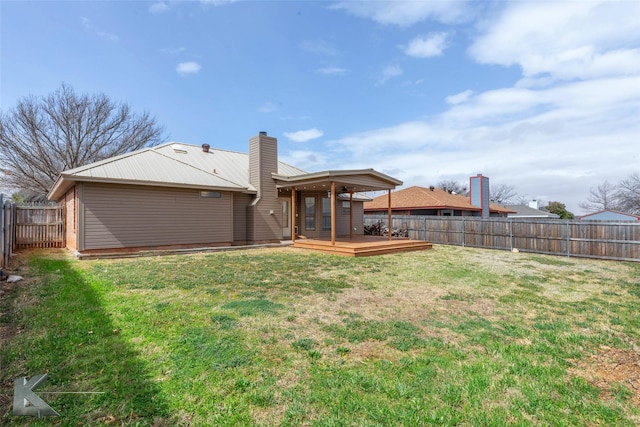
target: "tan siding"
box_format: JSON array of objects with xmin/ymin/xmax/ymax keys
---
[
  {"xmin": 247, "ymin": 133, "xmax": 281, "ymax": 242},
  {"xmin": 83, "ymin": 183, "xmax": 232, "ymax": 250},
  {"xmin": 331, "ymin": 200, "xmax": 365, "ymax": 237},
  {"xmin": 233, "ymin": 193, "xmax": 251, "ymax": 243},
  {"xmin": 251, "ymin": 197, "xmax": 283, "ymax": 241},
  {"xmin": 351, "ymin": 202, "xmax": 364, "ymax": 235}
]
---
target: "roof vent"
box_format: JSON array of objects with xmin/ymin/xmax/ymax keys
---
[
  {"xmin": 202, "ymin": 144, "xmax": 210, "ymax": 153},
  {"xmin": 171, "ymin": 143, "xmax": 187, "ymax": 154},
  {"xmin": 429, "ymin": 186, "xmax": 435, "ymax": 191}
]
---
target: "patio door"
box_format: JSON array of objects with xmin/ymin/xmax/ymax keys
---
[{"xmin": 282, "ymin": 200, "xmax": 291, "ymax": 239}]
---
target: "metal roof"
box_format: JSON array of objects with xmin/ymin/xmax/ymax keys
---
[
  {"xmin": 505, "ymin": 205, "xmax": 560, "ymax": 218},
  {"xmin": 48, "ymin": 142, "xmax": 307, "ymax": 200},
  {"xmin": 272, "ymin": 169, "xmax": 402, "ymax": 193}
]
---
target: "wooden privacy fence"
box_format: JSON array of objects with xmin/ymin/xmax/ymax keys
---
[
  {"xmin": 13, "ymin": 203, "xmax": 65, "ymax": 250},
  {"xmin": 364, "ymin": 215, "xmax": 640, "ymax": 262},
  {"xmin": 1, "ymin": 195, "xmax": 11, "ymax": 268}
]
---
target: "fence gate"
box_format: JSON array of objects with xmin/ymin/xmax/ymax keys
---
[{"xmin": 14, "ymin": 204, "xmax": 65, "ymax": 250}]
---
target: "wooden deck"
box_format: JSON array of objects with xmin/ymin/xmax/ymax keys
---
[{"xmin": 292, "ymin": 236, "xmax": 432, "ymax": 257}]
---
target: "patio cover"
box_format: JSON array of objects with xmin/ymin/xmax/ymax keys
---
[{"xmin": 272, "ymin": 169, "xmax": 403, "ymax": 245}]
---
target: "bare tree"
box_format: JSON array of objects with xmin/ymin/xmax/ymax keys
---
[
  {"xmin": 0, "ymin": 83, "xmax": 165, "ymax": 198},
  {"xmin": 578, "ymin": 180, "xmax": 619, "ymax": 213},
  {"xmin": 490, "ymin": 183, "xmax": 518, "ymax": 205},
  {"xmin": 616, "ymin": 172, "xmax": 640, "ymax": 214},
  {"xmin": 437, "ymin": 179, "xmax": 468, "ymax": 195},
  {"xmin": 514, "ymin": 195, "xmax": 532, "ymax": 206}
]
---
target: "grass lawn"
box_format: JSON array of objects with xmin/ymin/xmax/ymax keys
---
[{"xmin": 1, "ymin": 245, "xmax": 639, "ymax": 426}]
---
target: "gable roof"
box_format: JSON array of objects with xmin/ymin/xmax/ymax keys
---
[
  {"xmin": 48, "ymin": 142, "xmax": 306, "ymax": 200},
  {"xmin": 578, "ymin": 209, "xmax": 640, "ymax": 221},
  {"xmin": 363, "ymin": 185, "xmax": 515, "ymax": 214},
  {"xmin": 504, "ymin": 205, "xmax": 560, "ymax": 218}
]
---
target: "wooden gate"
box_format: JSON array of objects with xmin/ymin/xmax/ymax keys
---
[{"xmin": 14, "ymin": 204, "xmax": 65, "ymax": 249}]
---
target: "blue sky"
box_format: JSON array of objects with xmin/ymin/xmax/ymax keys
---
[{"xmin": 1, "ymin": 0, "xmax": 639, "ymax": 214}]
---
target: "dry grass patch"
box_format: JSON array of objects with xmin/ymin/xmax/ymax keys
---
[{"xmin": 568, "ymin": 346, "xmax": 640, "ymax": 408}]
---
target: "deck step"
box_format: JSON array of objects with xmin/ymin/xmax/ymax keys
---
[{"xmin": 292, "ymin": 239, "xmax": 432, "ymax": 257}]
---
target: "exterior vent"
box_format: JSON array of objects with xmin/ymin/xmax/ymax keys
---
[
  {"xmin": 171, "ymin": 144, "xmax": 187, "ymax": 154},
  {"xmin": 202, "ymin": 144, "xmax": 210, "ymax": 153}
]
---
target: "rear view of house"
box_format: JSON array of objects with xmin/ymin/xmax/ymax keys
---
[{"xmin": 48, "ymin": 132, "xmax": 402, "ymax": 256}]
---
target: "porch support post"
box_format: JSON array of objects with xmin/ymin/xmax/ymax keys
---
[
  {"xmin": 349, "ymin": 191, "xmax": 353, "ymax": 239},
  {"xmin": 291, "ymin": 187, "xmax": 296, "ymax": 243},
  {"xmin": 331, "ymin": 181, "xmax": 336, "ymax": 246},
  {"xmin": 388, "ymin": 189, "xmax": 392, "ymax": 241}
]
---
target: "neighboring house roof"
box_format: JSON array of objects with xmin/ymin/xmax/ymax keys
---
[
  {"xmin": 363, "ymin": 186, "xmax": 515, "ymax": 214},
  {"xmin": 578, "ymin": 210, "xmax": 640, "ymax": 221},
  {"xmin": 505, "ymin": 205, "xmax": 560, "ymax": 219},
  {"xmin": 48, "ymin": 142, "xmax": 307, "ymax": 200}
]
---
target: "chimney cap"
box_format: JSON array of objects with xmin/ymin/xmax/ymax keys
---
[{"xmin": 259, "ymin": 131, "xmax": 267, "ymax": 136}]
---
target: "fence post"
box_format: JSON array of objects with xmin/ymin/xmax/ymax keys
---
[
  {"xmin": 509, "ymin": 218, "xmax": 513, "ymax": 251},
  {"xmin": 461, "ymin": 217, "xmax": 465, "ymax": 247},
  {"xmin": 1, "ymin": 195, "xmax": 4, "ymax": 268},
  {"xmin": 424, "ymin": 217, "xmax": 427, "ymax": 241},
  {"xmin": 566, "ymin": 221, "xmax": 570, "ymax": 258}
]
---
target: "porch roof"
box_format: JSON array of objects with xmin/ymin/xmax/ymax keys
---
[{"xmin": 272, "ymin": 169, "xmax": 402, "ymax": 193}]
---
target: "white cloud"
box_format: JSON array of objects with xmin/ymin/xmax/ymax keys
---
[
  {"xmin": 446, "ymin": 90, "xmax": 474, "ymax": 105},
  {"xmin": 284, "ymin": 128, "xmax": 324, "ymax": 143},
  {"xmin": 300, "ymin": 40, "xmax": 338, "ymax": 56},
  {"xmin": 377, "ymin": 65, "xmax": 403, "ymax": 85},
  {"xmin": 468, "ymin": 0, "xmax": 640, "ymax": 82},
  {"xmin": 258, "ymin": 102, "xmax": 277, "ymax": 113},
  {"xmin": 280, "ymin": 150, "xmax": 328, "ymax": 171},
  {"xmin": 149, "ymin": 2, "xmax": 169, "ymax": 13},
  {"xmin": 159, "ymin": 46, "xmax": 187, "ymax": 55},
  {"xmin": 318, "ymin": 67, "xmax": 347, "ymax": 75},
  {"xmin": 313, "ymin": 1, "xmax": 639, "ymax": 215},
  {"xmin": 326, "ymin": 74, "xmax": 640, "ymax": 214},
  {"xmin": 404, "ymin": 33, "xmax": 448, "ymax": 58},
  {"xmin": 176, "ymin": 61, "xmax": 202, "ymax": 76},
  {"xmin": 80, "ymin": 17, "xmax": 118, "ymax": 41},
  {"xmin": 200, "ymin": 0, "xmax": 238, "ymax": 6},
  {"xmin": 330, "ymin": 0, "xmax": 469, "ymax": 26}
]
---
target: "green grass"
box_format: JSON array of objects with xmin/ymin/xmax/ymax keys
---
[{"xmin": 1, "ymin": 246, "xmax": 639, "ymax": 426}]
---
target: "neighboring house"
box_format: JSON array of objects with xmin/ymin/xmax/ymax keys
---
[
  {"xmin": 505, "ymin": 201, "xmax": 559, "ymax": 219},
  {"xmin": 48, "ymin": 132, "xmax": 402, "ymax": 255},
  {"xmin": 364, "ymin": 183, "xmax": 514, "ymax": 218},
  {"xmin": 578, "ymin": 210, "xmax": 640, "ymax": 221}
]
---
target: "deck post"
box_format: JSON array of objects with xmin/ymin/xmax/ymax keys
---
[
  {"xmin": 349, "ymin": 191, "xmax": 353, "ymax": 239},
  {"xmin": 291, "ymin": 187, "xmax": 296, "ymax": 243},
  {"xmin": 331, "ymin": 181, "xmax": 336, "ymax": 246},
  {"xmin": 388, "ymin": 189, "xmax": 392, "ymax": 241}
]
